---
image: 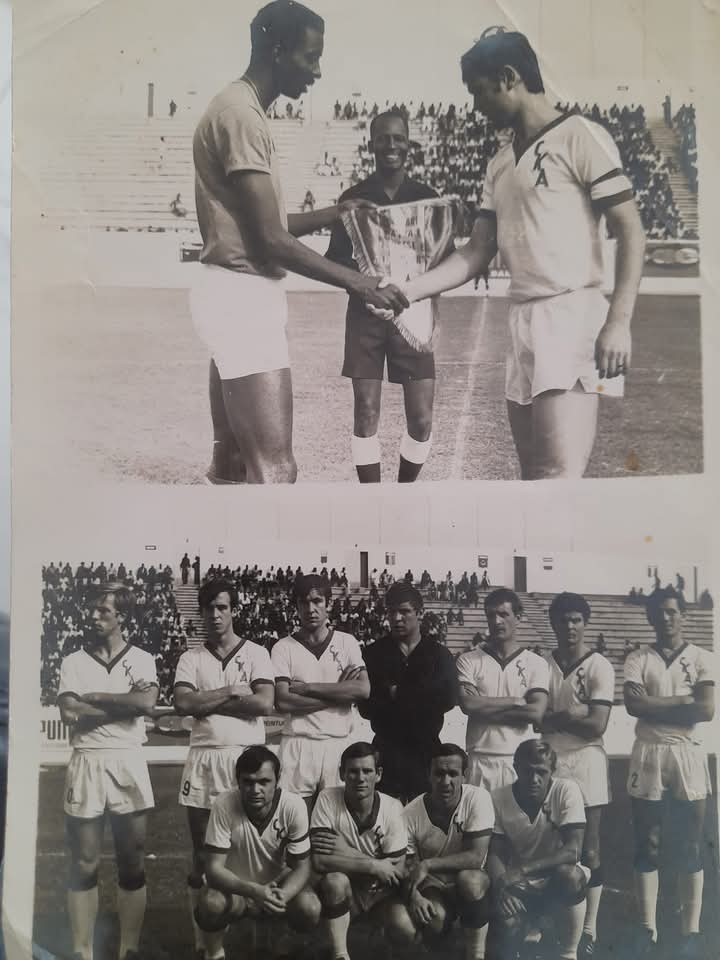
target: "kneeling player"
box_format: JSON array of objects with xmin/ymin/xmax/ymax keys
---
[
  {"xmin": 541, "ymin": 592, "xmax": 614, "ymax": 958},
  {"xmin": 488, "ymin": 740, "xmax": 588, "ymax": 960},
  {"xmin": 310, "ymin": 742, "xmax": 408, "ymax": 960},
  {"xmin": 197, "ymin": 746, "xmax": 321, "ymax": 953},
  {"xmin": 388, "ymin": 744, "xmax": 492, "ymax": 960},
  {"xmin": 624, "ymin": 587, "xmax": 715, "ymax": 959}
]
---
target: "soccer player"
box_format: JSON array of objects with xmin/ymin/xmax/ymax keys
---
[
  {"xmin": 456, "ymin": 588, "xmax": 549, "ymax": 792},
  {"xmin": 56, "ymin": 584, "xmax": 159, "ymax": 960},
  {"xmin": 173, "ymin": 579, "xmax": 275, "ymax": 960},
  {"xmin": 359, "ymin": 582, "xmax": 458, "ymax": 802},
  {"xmin": 388, "ymin": 744, "xmax": 493, "ymax": 960},
  {"xmin": 271, "ymin": 574, "xmax": 369, "ymax": 811},
  {"xmin": 392, "ymin": 27, "xmax": 646, "ymax": 479},
  {"xmin": 310, "ymin": 742, "xmax": 408, "ymax": 960},
  {"xmin": 487, "ymin": 740, "xmax": 589, "ymax": 960},
  {"xmin": 624, "ymin": 586, "xmax": 715, "ymax": 958},
  {"xmin": 325, "ymin": 109, "xmax": 439, "ymax": 483},
  {"xmin": 540, "ymin": 593, "xmax": 615, "ymax": 959},
  {"xmin": 192, "ymin": 0, "xmax": 407, "ymax": 484},
  {"xmin": 196, "ymin": 746, "xmax": 321, "ymax": 950}
]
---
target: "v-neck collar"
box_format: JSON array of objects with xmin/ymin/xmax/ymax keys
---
[
  {"xmin": 483, "ymin": 645, "xmax": 525, "ymax": 670},
  {"xmin": 512, "ymin": 779, "xmax": 551, "ymax": 823},
  {"xmin": 552, "ymin": 649, "xmax": 594, "ymax": 679},
  {"xmin": 245, "ymin": 788, "xmax": 282, "ymax": 835},
  {"xmin": 348, "ymin": 792, "xmax": 381, "ymax": 833},
  {"xmin": 293, "ymin": 627, "xmax": 335, "ymax": 661},
  {"xmin": 512, "ymin": 112, "xmax": 571, "ymax": 165},
  {"xmin": 423, "ymin": 790, "xmax": 462, "ymax": 834},
  {"xmin": 651, "ymin": 642, "xmax": 688, "ymax": 668},
  {"xmin": 86, "ymin": 643, "xmax": 131, "ymax": 673},
  {"xmin": 204, "ymin": 638, "xmax": 247, "ymax": 670}
]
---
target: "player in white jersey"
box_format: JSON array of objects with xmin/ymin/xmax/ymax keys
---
[
  {"xmin": 196, "ymin": 746, "xmax": 320, "ymax": 951},
  {"xmin": 488, "ymin": 740, "xmax": 589, "ymax": 960},
  {"xmin": 456, "ymin": 589, "xmax": 549, "ymax": 791},
  {"xmin": 386, "ymin": 744, "xmax": 492, "ymax": 960},
  {"xmin": 540, "ymin": 593, "xmax": 614, "ymax": 959},
  {"xmin": 391, "ymin": 27, "xmax": 646, "ymax": 480},
  {"xmin": 272, "ymin": 574, "xmax": 369, "ymax": 809},
  {"xmin": 57, "ymin": 584, "xmax": 159, "ymax": 960},
  {"xmin": 310, "ymin": 742, "xmax": 408, "ymax": 960},
  {"xmin": 624, "ymin": 587, "xmax": 715, "ymax": 960},
  {"xmin": 173, "ymin": 579, "xmax": 275, "ymax": 960}
]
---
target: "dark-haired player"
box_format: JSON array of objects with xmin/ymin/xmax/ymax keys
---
[
  {"xmin": 173, "ymin": 579, "xmax": 275, "ymax": 960},
  {"xmin": 326, "ymin": 109, "xmax": 439, "ymax": 483},
  {"xmin": 310, "ymin": 742, "xmax": 408, "ymax": 960},
  {"xmin": 57, "ymin": 584, "xmax": 159, "ymax": 960},
  {"xmin": 360, "ymin": 582, "xmax": 458, "ymax": 802},
  {"xmin": 388, "ymin": 743, "xmax": 493, "ymax": 959},
  {"xmin": 271, "ymin": 574, "xmax": 369, "ymax": 811},
  {"xmin": 541, "ymin": 592, "xmax": 614, "ymax": 958},
  {"xmin": 488, "ymin": 740, "xmax": 589, "ymax": 960},
  {"xmin": 624, "ymin": 587, "xmax": 715, "ymax": 958},
  {"xmin": 395, "ymin": 26, "xmax": 646, "ymax": 479},
  {"xmin": 456, "ymin": 588, "xmax": 548, "ymax": 792},
  {"xmin": 192, "ymin": 0, "xmax": 407, "ymax": 484},
  {"xmin": 197, "ymin": 746, "xmax": 320, "ymax": 949}
]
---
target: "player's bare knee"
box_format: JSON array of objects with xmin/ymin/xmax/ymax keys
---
[
  {"xmin": 552, "ymin": 864, "xmax": 587, "ymax": 902},
  {"xmin": 385, "ymin": 902, "xmax": 417, "ymax": 944},
  {"xmin": 457, "ymin": 868, "xmax": 490, "ymax": 903},
  {"xmin": 679, "ymin": 840, "xmax": 703, "ymax": 874},
  {"xmin": 318, "ymin": 871, "xmax": 351, "ymax": 904},
  {"xmin": 196, "ymin": 888, "xmax": 235, "ymax": 932},
  {"xmin": 69, "ymin": 855, "xmax": 100, "ymax": 891},
  {"xmin": 406, "ymin": 412, "xmax": 432, "ymax": 442},
  {"xmin": 287, "ymin": 889, "xmax": 322, "ymax": 932},
  {"xmin": 635, "ymin": 829, "xmax": 661, "ymax": 870},
  {"xmin": 582, "ymin": 842, "xmax": 601, "ymax": 872}
]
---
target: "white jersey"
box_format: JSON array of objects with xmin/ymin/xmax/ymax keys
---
[
  {"xmin": 57, "ymin": 644, "xmax": 158, "ymax": 749},
  {"xmin": 271, "ymin": 629, "xmax": 365, "ymax": 739},
  {"xmin": 404, "ymin": 784, "xmax": 494, "ymax": 868},
  {"xmin": 457, "ymin": 646, "xmax": 549, "ymax": 756},
  {"xmin": 310, "ymin": 787, "xmax": 408, "ymax": 860},
  {"xmin": 545, "ymin": 650, "xmax": 615, "ymax": 753},
  {"xmin": 624, "ymin": 643, "xmax": 716, "ymax": 745},
  {"xmin": 479, "ymin": 114, "xmax": 633, "ymax": 302},
  {"xmin": 205, "ymin": 787, "xmax": 310, "ymax": 885},
  {"xmin": 492, "ymin": 777, "xmax": 586, "ymax": 869},
  {"xmin": 174, "ymin": 640, "xmax": 274, "ymax": 748}
]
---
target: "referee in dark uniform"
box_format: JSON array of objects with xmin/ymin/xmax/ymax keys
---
[{"xmin": 326, "ymin": 109, "xmax": 439, "ymax": 484}]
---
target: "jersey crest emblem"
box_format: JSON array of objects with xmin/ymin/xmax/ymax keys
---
[
  {"xmin": 516, "ymin": 660, "xmax": 528, "ymax": 689},
  {"xmin": 533, "ymin": 140, "xmax": 549, "ymax": 187},
  {"xmin": 574, "ymin": 667, "xmax": 588, "ymax": 702}
]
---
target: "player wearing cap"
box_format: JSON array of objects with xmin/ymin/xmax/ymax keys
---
[
  {"xmin": 57, "ymin": 584, "xmax": 159, "ymax": 960},
  {"xmin": 540, "ymin": 593, "xmax": 614, "ymax": 959},
  {"xmin": 387, "ymin": 743, "xmax": 493, "ymax": 960},
  {"xmin": 456, "ymin": 588, "xmax": 549, "ymax": 792},
  {"xmin": 488, "ymin": 740, "xmax": 589, "ymax": 960},
  {"xmin": 192, "ymin": 0, "xmax": 407, "ymax": 485},
  {"xmin": 393, "ymin": 27, "xmax": 646, "ymax": 480},
  {"xmin": 173, "ymin": 579, "xmax": 275, "ymax": 960},
  {"xmin": 271, "ymin": 574, "xmax": 369, "ymax": 811},
  {"xmin": 624, "ymin": 587, "xmax": 715, "ymax": 959},
  {"xmin": 197, "ymin": 746, "xmax": 320, "ymax": 951},
  {"xmin": 310, "ymin": 742, "xmax": 408, "ymax": 960},
  {"xmin": 325, "ymin": 109, "xmax": 439, "ymax": 483}
]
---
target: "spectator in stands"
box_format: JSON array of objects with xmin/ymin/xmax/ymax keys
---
[
  {"xmin": 480, "ymin": 570, "xmax": 490, "ymax": 590},
  {"xmin": 192, "ymin": 556, "xmax": 201, "ymax": 587},
  {"xmin": 169, "ymin": 99, "xmax": 177, "ymax": 118},
  {"xmin": 170, "ymin": 193, "xmax": 187, "ymax": 218},
  {"xmin": 334, "ymin": 99, "xmax": 342, "ymax": 120},
  {"xmin": 699, "ymin": 589, "xmax": 713, "ymax": 611},
  {"xmin": 301, "ymin": 190, "xmax": 316, "ymax": 213},
  {"xmin": 180, "ymin": 553, "xmax": 191, "ymax": 585}
]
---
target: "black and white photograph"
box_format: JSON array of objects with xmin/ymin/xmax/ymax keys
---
[{"xmin": 11, "ymin": 0, "xmax": 706, "ymax": 484}]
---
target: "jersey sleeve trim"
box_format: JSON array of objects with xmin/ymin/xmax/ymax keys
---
[
  {"xmin": 173, "ymin": 681, "xmax": 197, "ymax": 691},
  {"xmin": 593, "ymin": 189, "xmax": 634, "ymax": 211},
  {"xmin": 590, "ymin": 167, "xmax": 623, "ymax": 187},
  {"xmin": 273, "ymin": 675, "xmax": 292, "ymax": 685},
  {"xmin": 526, "ymin": 687, "xmax": 549, "ymax": 697},
  {"xmin": 380, "ymin": 848, "xmax": 408, "ymax": 859},
  {"xmin": 695, "ymin": 680, "xmax": 715, "ymax": 687},
  {"xmin": 561, "ymin": 822, "xmax": 586, "ymax": 831},
  {"xmin": 56, "ymin": 690, "xmax": 78, "ymax": 701},
  {"xmin": 589, "ymin": 699, "xmax": 613, "ymax": 707},
  {"xmin": 287, "ymin": 849, "xmax": 311, "ymax": 863},
  {"xmin": 291, "ymin": 831, "xmax": 310, "ymax": 844},
  {"xmin": 251, "ymin": 678, "xmax": 274, "ymax": 688},
  {"xmin": 464, "ymin": 828, "xmax": 493, "ymax": 839},
  {"xmin": 205, "ymin": 843, "xmax": 232, "ymax": 854},
  {"xmin": 476, "ymin": 209, "xmax": 496, "ymax": 220}
]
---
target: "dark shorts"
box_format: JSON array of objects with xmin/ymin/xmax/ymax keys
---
[{"xmin": 342, "ymin": 303, "xmax": 435, "ymax": 384}]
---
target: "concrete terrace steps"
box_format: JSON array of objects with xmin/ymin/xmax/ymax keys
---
[
  {"xmin": 174, "ymin": 582, "xmax": 205, "ymax": 648},
  {"xmin": 646, "ymin": 118, "xmax": 699, "ymax": 231}
]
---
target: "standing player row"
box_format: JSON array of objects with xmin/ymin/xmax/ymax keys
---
[{"xmin": 56, "ymin": 578, "xmax": 714, "ymax": 960}]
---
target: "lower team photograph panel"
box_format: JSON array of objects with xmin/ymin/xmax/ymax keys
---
[{"xmin": 36, "ymin": 544, "xmax": 716, "ymax": 960}]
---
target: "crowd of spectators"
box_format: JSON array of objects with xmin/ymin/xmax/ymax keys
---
[
  {"xmin": 41, "ymin": 561, "xmax": 187, "ymax": 706},
  {"xmin": 671, "ymin": 102, "xmax": 698, "ymax": 195}
]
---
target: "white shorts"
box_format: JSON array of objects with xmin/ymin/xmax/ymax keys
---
[
  {"xmin": 64, "ymin": 750, "xmax": 154, "ymax": 819},
  {"xmin": 505, "ymin": 287, "xmax": 624, "ymax": 405},
  {"xmin": 179, "ymin": 745, "xmax": 245, "ymax": 809},
  {"xmin": 467, "ymin": 753, "xmax": 516, "ymax": 792},
  {"xmin": 627, "ymin": 740, "xmax": 712, "ymax": 802},
  {"xmin": 555, "ymin": 745, "xmax": 610, "ymax": 807},
  {"xmin": 278, "ymin": 736, "xmax": 347, "ymax": 798},
  {"xmin": 190, "ymin": 264, "xmax": 289, "ymax": 379}
]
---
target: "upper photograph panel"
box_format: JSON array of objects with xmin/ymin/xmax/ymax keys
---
[{"xmin": 13, "ymin": 0, "xmax": 703, "ymax": 484}]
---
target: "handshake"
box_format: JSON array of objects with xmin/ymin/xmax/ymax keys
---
[{"xmin": 358, "ymin": 276, "xmax": 413, "ymax": 321}]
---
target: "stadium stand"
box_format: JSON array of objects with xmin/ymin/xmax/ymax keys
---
[
  {"xmin": 41, "ymin": 563, "xmax": 712, "ymax": 708},
  {"xmin": 32, "ymin": 97, "xmax": 698, "ymax": 238}
]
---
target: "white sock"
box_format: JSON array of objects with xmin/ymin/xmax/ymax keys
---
[
  {"xmin": 634, "ymin": 870, "xmax": 659, "ymax": 938},
  {"xmin": 117, "ymin": 885, "xmax": 147, "ymax": 957},
  {"xmin": 583, "ymin": 884, "xmax": 603, "ymax": 940},
  {"xmin": 326, "ymin": 910, "xmax": 351, "ymax": 959},
  {"xmin": 188, "ymin": 886, "xmax": 204, "ymax": 950},
  {"xmin": 556, "ymin": 900, "xmax": 586, "ymax": 960},
  {"xmin": 399, "ymin": 430, "xmax": 432, "ymax": 464},
  {"xmin": 464, "ymin": 924, "xmax": 488, "ymax": 960},
  {"xmin": 678, "ymin": 870, "xmax": 704, "ymax": 935},
  {"xmin": 68, "ymin": 887, "xmax": 99, "ymax": 960},
  {"xmin": 351, "ymin": 434, "xmax": 381, "ymax": 466}
]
